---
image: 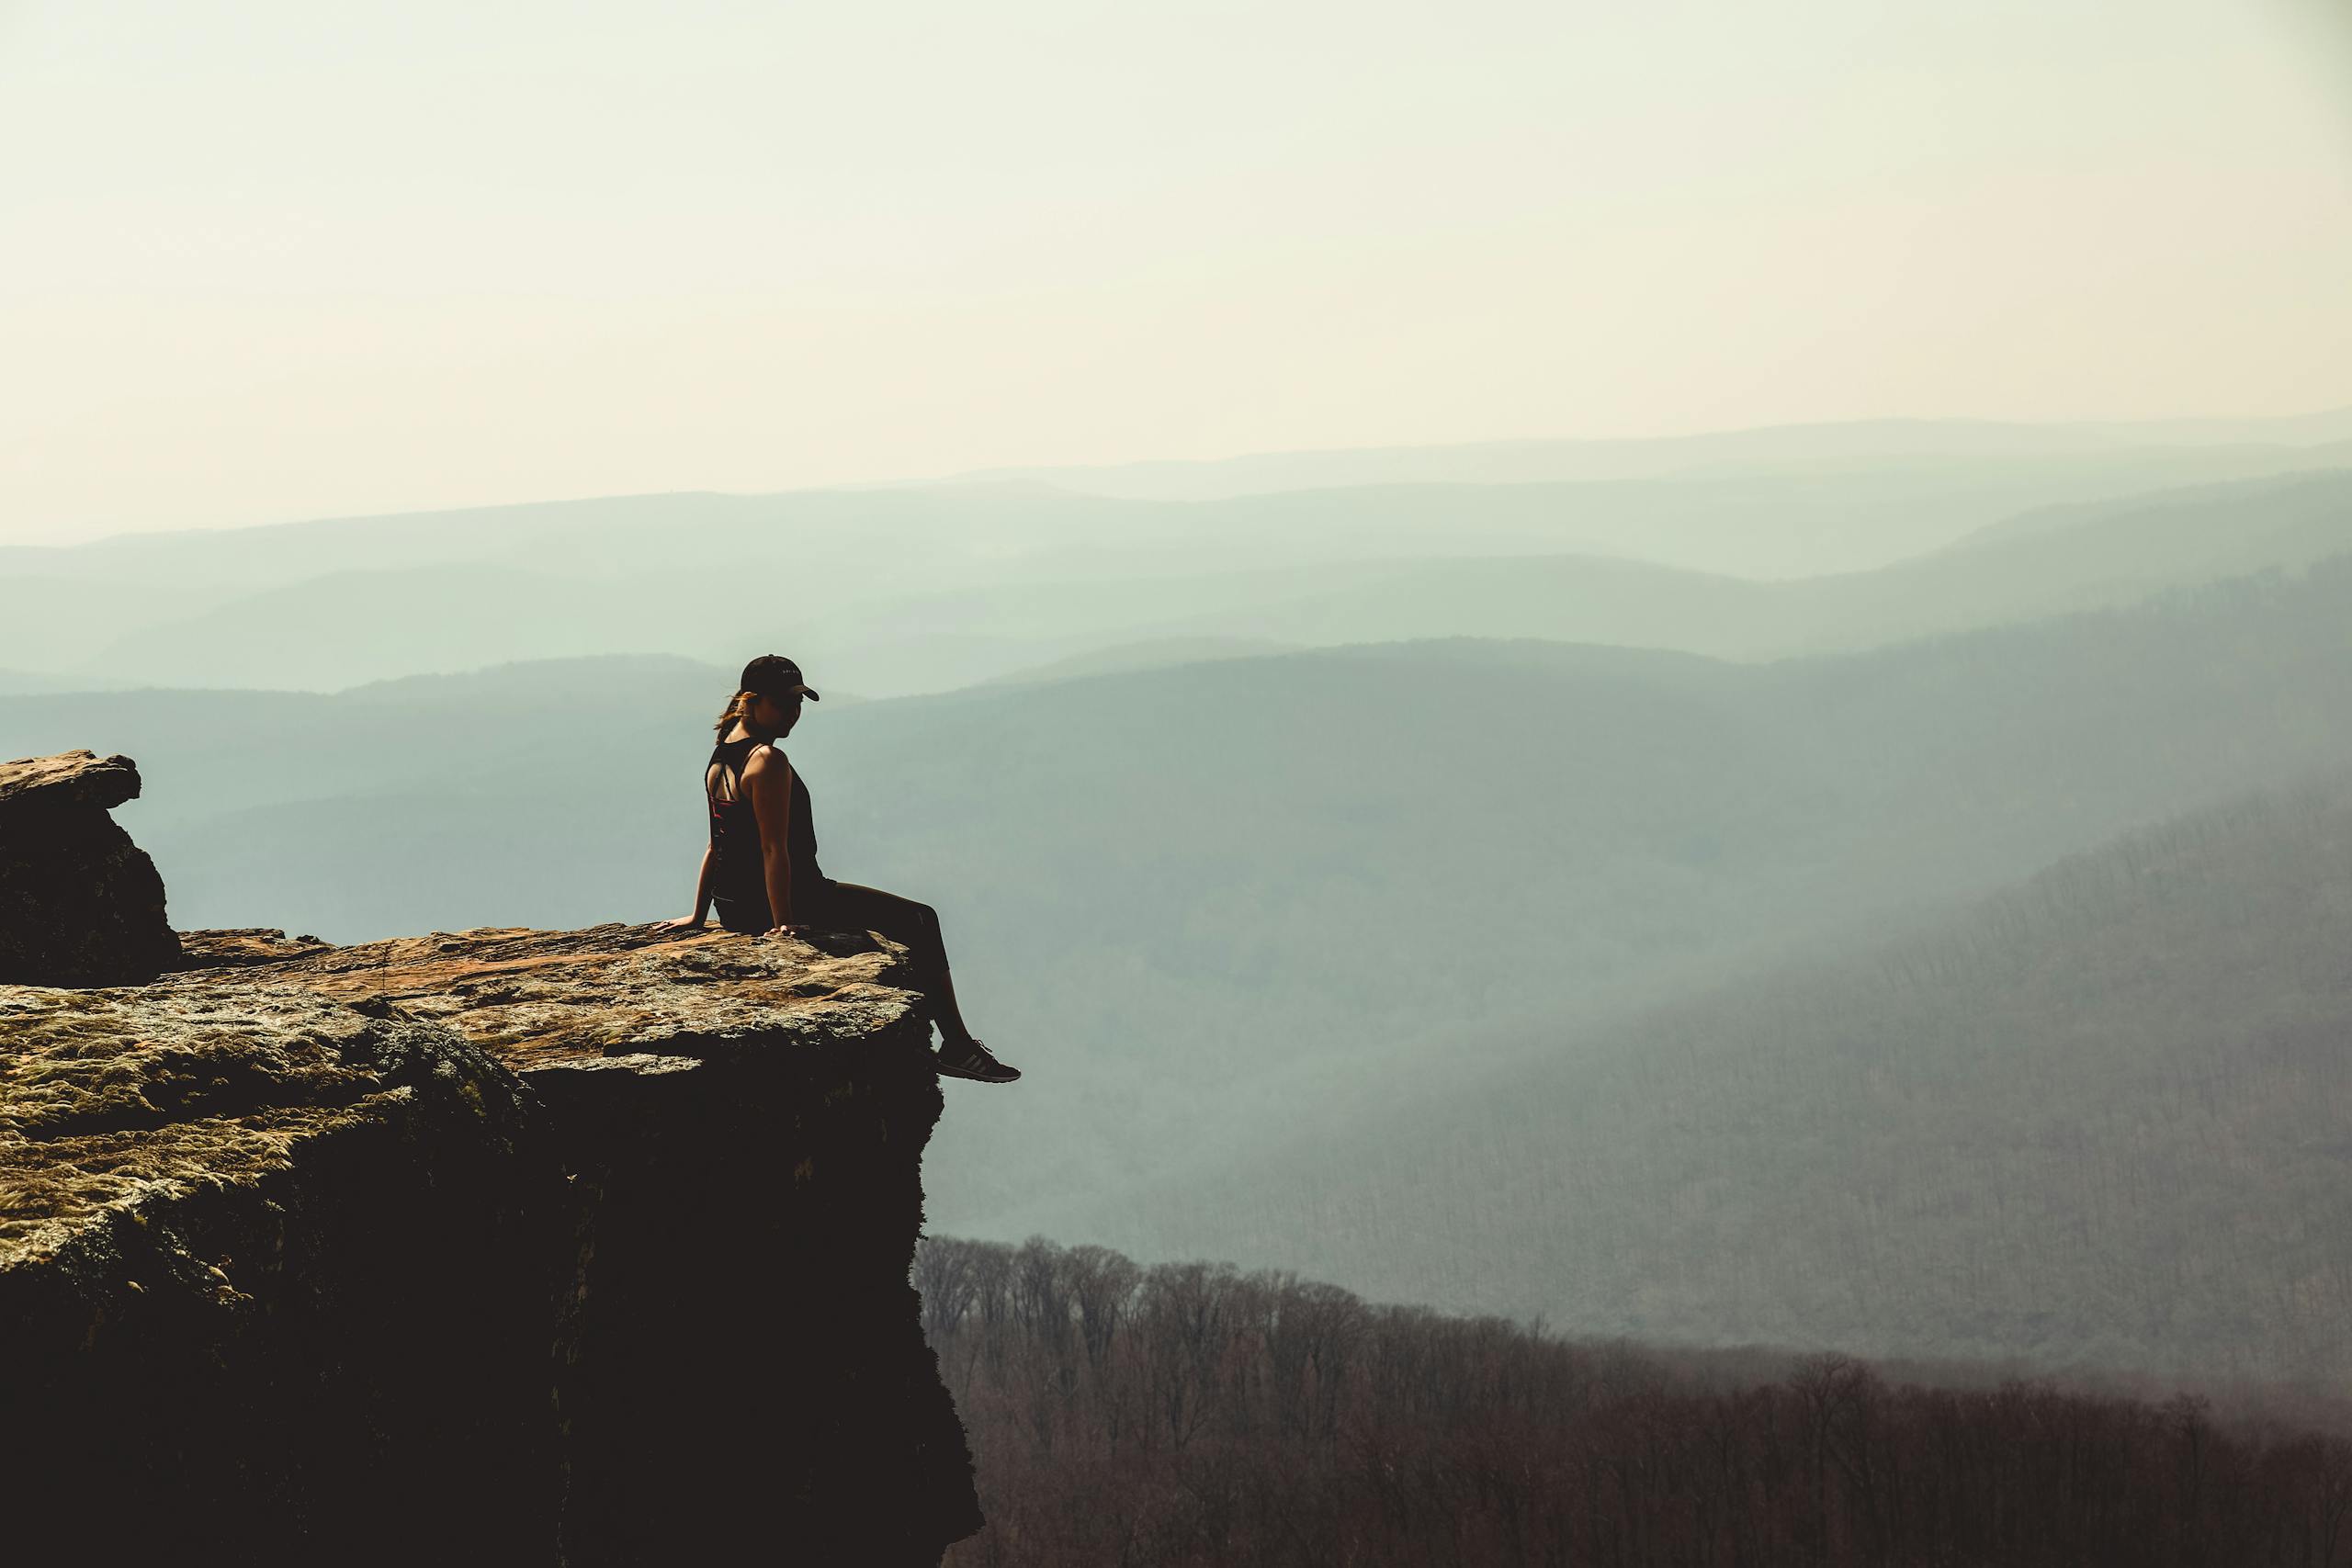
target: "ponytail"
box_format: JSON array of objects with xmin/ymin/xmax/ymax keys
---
[{"xmin": 714, "ymin": 689, "xmax": 756, "ymax": 737}]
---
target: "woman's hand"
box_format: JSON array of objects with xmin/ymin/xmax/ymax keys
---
[
  {"xmin": 664, "ymin": 913, "xmax": 707, "ymax": 931},
  {"xmin": 767, "ymin": 921, "xmax": 814, "ymax": 938}
]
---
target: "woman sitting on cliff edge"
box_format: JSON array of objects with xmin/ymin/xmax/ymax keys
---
[{"xmin": 668, "ymin": 654, "xmax": 1021, "ymax": 1084}]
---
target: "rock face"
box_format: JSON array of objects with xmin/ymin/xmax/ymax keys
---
[
  {"xmin": 0, "ymin": 920, "xmax": 982, "ymax": 1565},
  {"xmin": 0, "ymin": 750, "xmax": 179, "ymax": 986}
]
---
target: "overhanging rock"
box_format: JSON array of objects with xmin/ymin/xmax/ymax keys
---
[{"xmin": 0, "ymin": 920, "xmax": 982, "ymax": 1566}]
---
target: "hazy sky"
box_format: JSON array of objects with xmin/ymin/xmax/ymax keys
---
[{"xmin": 5, "ymin": 0, "xmax": 2350, "ymax": 542}]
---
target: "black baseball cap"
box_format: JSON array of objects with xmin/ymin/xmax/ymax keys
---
[{"xmin": 741, "ymin": 654, "xmax": 820, "ymax": 703}]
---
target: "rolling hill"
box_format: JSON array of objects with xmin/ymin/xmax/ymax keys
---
[
  {"xmin": 1045, "ymin": 776, "xmax": 2352, "ymax": 1388},
  {"xmin": 8, "ymin": 550, "xmax": 2352, "ymax": 1291}
]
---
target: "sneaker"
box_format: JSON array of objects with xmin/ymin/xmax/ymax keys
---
[{"xmin": 935, "ymin": 1037, "xmax": 1021, "ymax": 1083}]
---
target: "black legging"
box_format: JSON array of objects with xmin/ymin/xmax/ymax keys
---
[{"xmin": 792, "ymin": 878, "xmax": 951, "ymax": 993}]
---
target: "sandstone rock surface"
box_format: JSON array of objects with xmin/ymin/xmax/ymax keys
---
[
  {"xmin": 0, "ymin": 747, "xmax": 141, "ymax": 810},
  {"xmin": 176, "ymin": 919, "xmax": 932, "ymax": 1071},
  {"xmin": 0, "ymin": 749, "xmax": 178, "ymax": 986},
  {"xmin": 1, "ymin": 919, "xmax": 981, "ymax": 1565}
]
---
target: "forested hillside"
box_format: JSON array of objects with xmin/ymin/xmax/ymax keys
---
[
  {"xmin": 1057, "ymin": 779, "xmax": 2352, "ymax": 1384},
  {"xmin": 922, "ymin": 1235, "xmax": 2352, "ymax": 1568}
]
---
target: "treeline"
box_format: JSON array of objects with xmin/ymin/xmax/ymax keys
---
[{"xmin": 925, "ymin": 1235, "xmax": 2352, "ymax": 1568}]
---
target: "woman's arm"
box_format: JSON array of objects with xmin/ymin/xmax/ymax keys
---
[
  {"xmin": 665, "ymin": 845, "xmax": 716, "ymax": 930},
  {"xmin": 744, "ymin": 747, "xmax": 800, "ymax": 932}
]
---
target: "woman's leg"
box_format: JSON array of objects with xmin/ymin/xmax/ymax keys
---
[
  {"xmin": 804, "ymin": 880, "xmax": 978, "ymax": 1047},
  {"xmin": 711, "ymin": 891, "xmax": 768, "ymax": 936}
]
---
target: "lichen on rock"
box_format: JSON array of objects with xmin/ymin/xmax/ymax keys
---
[
  {"xmin": 0, "ymin": 978, "xmax": 562, "ymax": 1563},
  {"xmin": 0, "ymin": 919, "xmax": 983, "ymax": 1565}
]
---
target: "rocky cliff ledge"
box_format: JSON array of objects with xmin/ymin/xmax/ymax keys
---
[{"xmin": 0, "ymin": 918, "xmax": 984, "ymax": 1564}]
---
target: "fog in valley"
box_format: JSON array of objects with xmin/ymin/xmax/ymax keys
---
[{"xmin": 6, "ymin": 408, "xmax": 2352, "ymax": 1393}]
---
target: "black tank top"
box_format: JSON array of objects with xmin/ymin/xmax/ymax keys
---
[{"xmin": 706, "ymin": 734, "xmax": 823, "ymax": 931}]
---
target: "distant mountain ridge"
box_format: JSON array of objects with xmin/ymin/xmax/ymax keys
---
[
  {"xmin": 5, "ymin": 460, "xmax": 2349, "ymax": 697},
  {"xmin": 912, "ymin": 409, "xmax": 2352, "ymax": 501}
]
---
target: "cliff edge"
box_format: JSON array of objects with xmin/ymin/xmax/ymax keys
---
[{"xmin": 0, "ymin": 753, "xmax": 981, "ymax": 1565}]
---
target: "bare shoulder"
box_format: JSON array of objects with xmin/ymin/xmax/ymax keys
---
[{"xmin": 741, "ymin": 744, "xmax": 792, "ymax": 784}]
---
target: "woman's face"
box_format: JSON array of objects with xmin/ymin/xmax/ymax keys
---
[{"xmin": 752, "ymin": 693, "xmax": 802, "ymax": 735}]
